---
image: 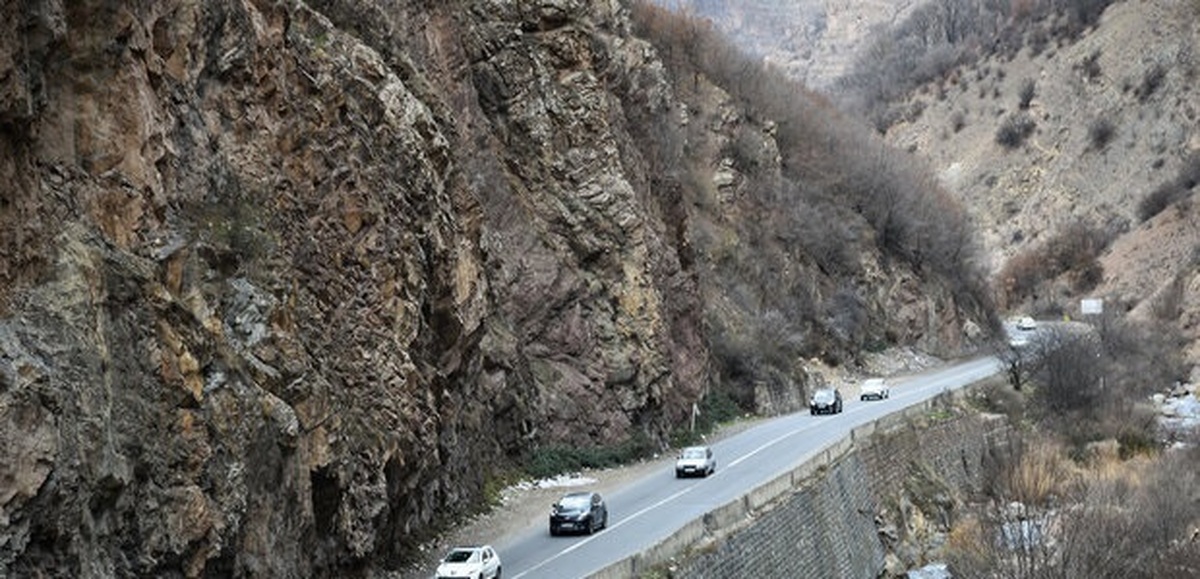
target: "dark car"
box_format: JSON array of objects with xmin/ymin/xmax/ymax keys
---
[
  {"xmin": 549, "ymin": 491, "xmax": 608, "ymax": 536},
  {"xmin": 809, "ymin": 387, "xmax": 843, "ymax": 415}
]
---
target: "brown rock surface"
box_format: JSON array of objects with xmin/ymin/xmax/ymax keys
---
[{"xmin": 0, "ymin": 1, "xmax": 985, "ymax": 576}]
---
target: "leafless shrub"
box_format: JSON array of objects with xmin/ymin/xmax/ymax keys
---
[
  {"xmin": 950, "ymin": 447, "xmax": 1200, "ymax": 579},
  {"xmin": 1087, "ymin": 116, "xmax": 1116, "ymax": 151},
  {"xmin": 1029, "ymin": 328, "xmax": 1104, "ymax": 416},
  {"xmin": 1135, "ymin": 62, "xmax": 1168, "ymax": 102},
  {"xmin": 1138, "ymin": 152, "xmax": 1200, "ymax": 221},
  {"xmin": 950, "ymin": 109, "xmax": 967, "ymax": 133},
  {"xmin": 998, "ymin": 437, "xmax": 1079, "ymax": 506},
  {"xmin": 1078, "ymin": 49, "xmax": 1103, "ymax": 81},
  {"xmin": 1027, "ymin": 26, "xmax": 1051, "ymax": 57},
  {"xmin": 1017, "ymin": 78, "xmax": 1036, "ymax": 109},
  {"xmin": 996, "ymin": 112, "xmax": 1036, "ymax": 149},
  {"xmin": 996, "ymin": 220, "xmax": 1110, "ymax": 308}
]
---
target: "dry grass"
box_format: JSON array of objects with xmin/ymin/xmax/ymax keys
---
[{"xmin": 999, "ymin": 438, "xmax": 1080, "ymax": 506}]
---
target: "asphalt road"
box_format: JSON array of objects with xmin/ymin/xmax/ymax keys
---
[{"xmin": 494, "ymin": 356, "xmax": 1004, "ymax": 579}]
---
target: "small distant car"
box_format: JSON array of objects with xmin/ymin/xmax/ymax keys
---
[
  {"xmin": 434, "ymin": 545, "xmax": 502, "ymax": 579},
  {"xmin": 549, "ymin": 491, "xmax": 608, "ymax": 536},
  {"xmin": 860, "ymin": 378, "xmax": 891, "ymax": 401},
  {"xmin": 675, "ymin": 445, "xmax": 716, "ymax": 478},
  {"xmin": 809, "ymin": 387, "xmax": 843, "ymax": 415},
  {"xmin": 1016, "ymin": 316, "xmax": 1038, "ymax": 331}
]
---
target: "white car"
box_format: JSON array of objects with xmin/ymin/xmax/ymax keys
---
[
  {"xmin": 860, "ymin": 378, "xmax": 891, "ymax": 401},
  {"xmin": 675, "ymin": 445, "xmax": 716, "ymax": 478},
  {"xmin": 1016, "ymin": 316, "xmax": 1038, "ymax": 331},
  {"xmin": 435, "ymin": 545, "xmax": 501, "ymax": 579}
]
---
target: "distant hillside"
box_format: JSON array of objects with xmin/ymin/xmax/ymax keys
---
[
  {"xmin": 671, "ymin": 0, "xmax": 1200, "ymax": 372},
  {"xmin": 655, "ymin": 0, "xmax": 926, "ymax": 90},
  {"xmin": 879, "ymin": 0, "xmax": 1200, "ymax": 368}
]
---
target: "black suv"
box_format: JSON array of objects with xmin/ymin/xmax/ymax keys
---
[
  {"xmin": 549, "ymin": 491, "xmax": 608, "ymax": 536},
  {"xmin": 809, "ymin": 387, "xmax": 843, "ymax": 415}
]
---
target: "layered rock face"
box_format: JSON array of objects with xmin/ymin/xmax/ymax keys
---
[
  {"xmin": 0, "ymin": 0, "xmax": 982, "ymax": 576},
  {"xmin": 0, "ymin": 0, "xmax": 705, "ymax": 575}
]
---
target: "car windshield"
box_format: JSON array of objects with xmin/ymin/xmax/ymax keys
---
[
  {"xmin": 813, "ymin": 389, "xmax": 836, "ymax": 402},
  {"xmin": 444, "ymin": 549, "xmax": 477, "ymax": 563},
  {"xmin": 681, "ymin": 448, "xmax": 707, "ymax": 459},
  {"xmin": 558, "ymin": 494, "xmax": 591, "ymax": 509}
]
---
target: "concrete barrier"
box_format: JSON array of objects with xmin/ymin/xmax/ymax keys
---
[
  {"xmin": 632, "ymin": 517, "xmax": 706, "ymax": 574},
  {"xmin": 745, "ymin": 469, "xmax": 799, "ymax": 512},
  {"xmin": 586, "ymin": 377, "xmax": 995, "ymax": 579},
  {"xmin": 703, "ymin": 495, "xmax": 748, "ymax": 532}
]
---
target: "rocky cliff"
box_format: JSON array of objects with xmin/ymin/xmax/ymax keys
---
[{"xmin": 0, "ymin": 0, "xmax": 987, "ymax": 576}]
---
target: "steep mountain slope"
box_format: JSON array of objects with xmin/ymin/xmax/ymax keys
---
[
  {"xmin": 671, "ymin": 0, "xmax": 1200, "ymax": 371},
  {"xmin": 883, "ymin": 0, "xmax": 1200, "ymax": 367},
  {"xmin": 0, "ymin": 0, "xmax": 989, "ymax": 576}
]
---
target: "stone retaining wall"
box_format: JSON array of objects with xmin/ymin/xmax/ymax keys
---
[{"xmin": 590, "ymin": 388, "xmax": 1015, "ymax": 579}]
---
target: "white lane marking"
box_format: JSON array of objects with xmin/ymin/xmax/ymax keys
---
[
  {"xmin": 514, "ymin": 358, "xmax": 1004, "ymax": 578},
  {"xmin": 511, "ymin": 486, "xmax": 695, "ymax": 579}
]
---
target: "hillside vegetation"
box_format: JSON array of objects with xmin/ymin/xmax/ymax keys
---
[{"xmin": 631, "ymin": 1, "xmax": 994, "ymax": 413}]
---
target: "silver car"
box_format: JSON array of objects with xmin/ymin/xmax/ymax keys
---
[
  {"xmin": 674, "ymin": 445, "xmax": 716, "ymax": 478},
  {"xmin": 860, "ymin": 378, "xmax": 891, "ymax": 401},
  {"xmin": 434, "ymin": 545, "xmax": 501, "ymax": 579}
]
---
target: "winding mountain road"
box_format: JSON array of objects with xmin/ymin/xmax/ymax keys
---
[{"xmin": 487, "ymin": 356, "xmax": 1004, "ymax": 579}]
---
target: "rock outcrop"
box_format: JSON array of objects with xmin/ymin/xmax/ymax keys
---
[{"xmin": 0, "ymin": 0, "xmax": 986, "ymax": 576}]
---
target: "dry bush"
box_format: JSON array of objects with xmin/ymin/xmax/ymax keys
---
[
  {"xmin": 1087, "ymin": 116, "xmax": 1116, "ymax": 151},
  {"xmin": 1017, "ymin": 78, "xmax": 1036, "ymax": 109},
  {"xmin": 943, "ymin": 516, "xmax": 999, "ymax": 576},
  {"xmin": 950, "ymin": 109, "xmax": 967, "ymax": 132},
  {"xmin": 1077, "ymin": 49, "xmax": 1103, "ymax": 81},
  {"xmin": 952, "ymin": 447, "xmax": 1200, "ymax": 579},
  {"xmin": 999, "ymin": 438, "xmax": 1079, "ymax": 506},
  {"xmin": 1134, "ymin": 62, "xmax": 1168, "ymax": 102},
  {"xmin": 1053, "ymin": 450, "xmax": 1200, "ymax": 578},
  {"xmin": 995, "ymin": 220, "xmax": 1110, "ymax": 308},
  {"xmin": 996, "ymin": 111, "xmax": 1036, "ymax": 149},
  {"xmin": 1016, "ymin": 314, "xmax": 1183, "ymax": 457},
  {"xmin": 1138, "ymin": 152, "xmax": 1200, "ymax": 221}
]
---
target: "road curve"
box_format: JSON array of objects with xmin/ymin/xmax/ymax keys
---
[{"xmin": 492, "ymin": 356, "xmax": 1003, "ymax": 579}]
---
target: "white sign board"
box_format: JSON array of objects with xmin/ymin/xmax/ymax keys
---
[{"xmin": 1081, "ymin": 298, "xmax": 1103, "ymax": 315}]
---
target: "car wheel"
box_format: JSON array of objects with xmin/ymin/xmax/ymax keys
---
[
  {"xmin": 495, "ymin": 567, "xmax": 502, "ymax": 579},
  {"xmin": 549, "ymin": 526, "xmax": 558, "ymax": 537},
  {"xmin": 861, "ymin": 395, "xmax": 867, "ymax": 401}
]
